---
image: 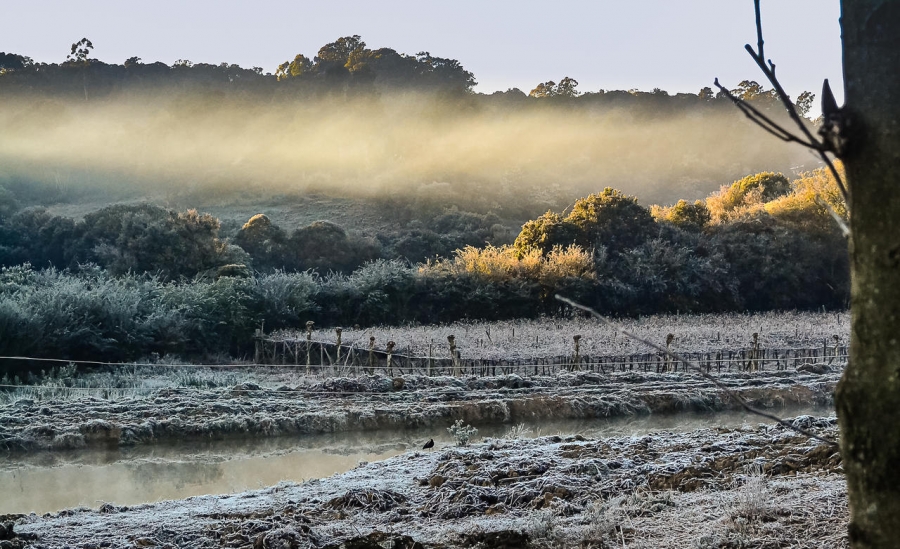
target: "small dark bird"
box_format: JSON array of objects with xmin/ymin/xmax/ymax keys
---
[{"xmin": 423, "ymin": 438, "xmax": 435, "ymax": 450}]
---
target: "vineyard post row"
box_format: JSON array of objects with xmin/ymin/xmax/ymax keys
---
[{"xmin": 254, "ymin": 330, "xmax": 847, "ymax": 378}]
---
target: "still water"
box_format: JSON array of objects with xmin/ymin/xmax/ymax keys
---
[{"xmin": 0, "ymin": 405, "xmax": 831, "ymax": 514}]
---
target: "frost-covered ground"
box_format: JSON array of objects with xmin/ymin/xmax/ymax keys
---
[
  {"xmin": 0, "ymin": 370, "xmax": 838, "ymax": 455},
  {"xmin": 4, "ymin": 418, "xmax": 845, "ymax": 548},
  {"xmin": 285, "ymin": 310, "xmax": 850, "ymax": 361}
]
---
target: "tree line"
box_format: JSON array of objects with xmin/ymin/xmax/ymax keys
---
[{"xmin": 0, "ymin": 37, "xmax": 812, "ymax": 115}]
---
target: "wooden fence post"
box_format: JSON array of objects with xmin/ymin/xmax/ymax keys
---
[
  {"xmin": 335, "ymin": 328, "xmax": 343, "ymax": 365},
  {"xmin": 448, "ymin": 335, "xmax": 460, "ymax": 376},
  {"xmin": 665, "ymin": 334, "xmax": 674, "ymax": 372},
  {"xmin": 386, "ymin": 341, "xmax": 396, "ymax": 377},
  {"xmin": 305, "ymin": 321, "xmax": 314, "ymax": 375},
  {"xmin": 571, "ymin": 335, "xmax": 582, "ymax": 372}
]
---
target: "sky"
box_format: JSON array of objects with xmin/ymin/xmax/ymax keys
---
[{"xmin": 3, "ymin": 1, "xmax": 843, "ymax": 103}]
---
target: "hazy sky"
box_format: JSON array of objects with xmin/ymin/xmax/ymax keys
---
[{"xmin": 4, "ymin": 1, "xmax": 843, "ymax": 102}]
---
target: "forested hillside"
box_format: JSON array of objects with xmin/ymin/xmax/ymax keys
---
[{"xmin": 0, "ymin": 37, "xmax": 846, "ymax": 368}]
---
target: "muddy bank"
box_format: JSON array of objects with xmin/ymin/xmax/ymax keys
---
[
  {"xmin": 8, "ymin": 418, "xmax": 845, "ymax": 548},
  {"xmin": 0, "ymin": 370, "xmax": 838, "ymax": 455}
]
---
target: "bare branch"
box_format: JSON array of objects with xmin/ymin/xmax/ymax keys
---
[
  {"xmin": 738, "ymin": 1, "xmax": 852, "ymax": 205},
  {"xmin": 754, "ymin": 0, "xmax": 765, "ymax": 60},
  {"xmin": 555, "ymin": 294, "xmax": 840, "ymax": 448},
  {"xmin": 713, "ymin": 79, "xmax": 821, "ymax": 148},
  {"xmin": 815, "ymin": 196, "xmax": 850, "ymax": 238}
]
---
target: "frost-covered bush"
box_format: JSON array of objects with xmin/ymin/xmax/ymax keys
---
[
  {"xmin": 249, "ymin": 271, "xmax": 319, "ymax": 328},
  {"xmin": 447, "ymin": 419, "xmax": 478, "ymax": 447},
  {"xmin": 318, "ymin": 259, "xmax": 417, "ymax": 325},
  {"xmin": 78, "ymin": 204, "xmax": 229, "ymax": 278},
  {"xmin": 0, "ymin": 265, "xmax": 183, "ymax": 368}
]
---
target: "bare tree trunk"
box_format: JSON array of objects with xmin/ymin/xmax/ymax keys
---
[{"xmin": 837, "ymin": 1, "xmax": 900, "ymax": 546}]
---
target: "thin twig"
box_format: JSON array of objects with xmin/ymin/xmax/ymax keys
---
[
  {"xmin": 754, "ymin": 0, "xmax": 765, "ymax": 61},
  {"xmin": 712, "ymin": 79, "xmax": 819, "ymax": 148},
  {"xmin": 715, "ymin": 0, "xmax": 850, "ymax": 206},
  {"xmin": 749, "ymin": 0, "xmax": 850, "ymax": 203},
  {"xmin": 815, "ymin": 196, "xmax": 850, "ymax": 238},
  {"xmin": 555, "ymin": 294, "xmax": 839, "ymax": 448}
]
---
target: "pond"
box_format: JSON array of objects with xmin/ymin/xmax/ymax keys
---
[{"xmin": 0, "ymin": 404, "xmax": 832, "ymax": 514}]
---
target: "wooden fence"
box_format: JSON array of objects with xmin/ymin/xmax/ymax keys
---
[{"xmin": 254, "ymin": 334, "xmax": 848, "ymax": 378}]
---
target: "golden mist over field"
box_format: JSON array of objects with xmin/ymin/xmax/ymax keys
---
[{"xmin": 0, "ymin": 90, "xmax": 809, "ymax": 207}]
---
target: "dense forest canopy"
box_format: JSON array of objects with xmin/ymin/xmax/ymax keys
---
[{"xmin": 1, "ymin": 36, "xmax": 815, "ymax": 210}]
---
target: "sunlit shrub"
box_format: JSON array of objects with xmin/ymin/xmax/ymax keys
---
[
  {"xmin": 651, "ymin": 199, "xmax": 711, "ymax": 231},
  {"xmin": 430, "ymin": 244, "xmax": 593, "ymax": 285},
  {"xmin": 514, "ymin": 211, "xmax": 578, "ymax": 256},
  {"xmin": 706, "ymin": 172, "xmax": 790, "ymax": 224},
  {"xmin": 765, "ymin": 164, "xmax": 847, "ymax": 231},
  {"xmin": 515, "ymin": 188, "xmax": 656, "ymax": 256}
]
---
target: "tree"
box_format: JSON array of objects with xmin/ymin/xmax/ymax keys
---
[
  {"xmin": 529, "ymin": 76, "xmax": 580, "ymax": 98},
  {"xmin": 78, "ymin": 204, "xmax": 228, "ymax": 278},
  {"xmin": 795, "ymin": 90, "xmax": 816, "ymax": 118},
  {"xmin": 698, "ymin": 86, "xmax": 715, "ymax": 101},
  {"xmin": 66, "ymin": 37, "xmax": 94, "ymax": 100},
  {"xmin": 529, "ymin": 80, "xmax": 557, "ymax": 98},
  {"xmin": 0, "ymin": 52, "xmax": 33, "ymax": 72},
  {"xmin": 555, "ymin": 76, "xmax": 580, "ymax": 97},
  {"xmin": 276, "ymin": 54, "xmax": 312, "ymax": 81},
  {"xmin": 233, "ymin": 214, "xmax": 288, "ymax": 269},
  {"xmin": 413, "ymin": 52, "xmax": 477, "ymax": 93},
  {"xmin": 836, "ymin": 2, "xmax": 900, "ymax": 545},
  {"xmin": 715, "ymin": 2, "xmax": 900, "ymax": 545},
  {"xmin": 67, "ymin": 38, "xmax": 93, "ymax": 63}
]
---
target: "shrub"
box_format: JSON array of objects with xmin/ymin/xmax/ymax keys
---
[
  {"xmin": 0, "ymin": 185, "xmax": 19, "ymax": 222},
  {"xmin": 765, "ymin": 164, "xmax": 848, "ymax": 232},
  {"xmin": 514, "ymin": 188, "xmax": 656, "ymax": 256},
  {"xmin": 706, "ymin": 172, "xmax": 791, "ymax": 223},
  {"xmin": 447, "ymin": 419, "xmax": 478, "ymax": 446},
  {"xmin": 0, "ymin": 265, "xmax": 176, "ymax": 364},
  {"xmin": 566, "ymin": 187, "xmax": 657, "ymax": 253},
  {"xmin": 651, "ymin": 199, "xmax": 711, "ymax": 231},
  {"xmin": 78, "ymin": 204, "xmax": 229, "ymax": 278},
  {"xmin": 249, "ymin": 271, "xmax": 319, "ymax": 329},
  {"xmin": 0, "ymin": 208, "xmax": 77, "ymax": 268},
  {"xmin": 514, "ymin": 211, "xmax": 579, "ymax": 256},
  {"xmin": 233, "ymin": 213, "xmax": 289, "ymax": 270}
]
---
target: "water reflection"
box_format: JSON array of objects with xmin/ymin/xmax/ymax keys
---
[{"xmin": 0, "ymin": 404, "xmax": 832, "ymax": 514}]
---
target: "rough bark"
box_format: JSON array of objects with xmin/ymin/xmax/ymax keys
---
[{"xmin": 836, "ymin": 1, "xmax": 900, "ymax": 546}]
